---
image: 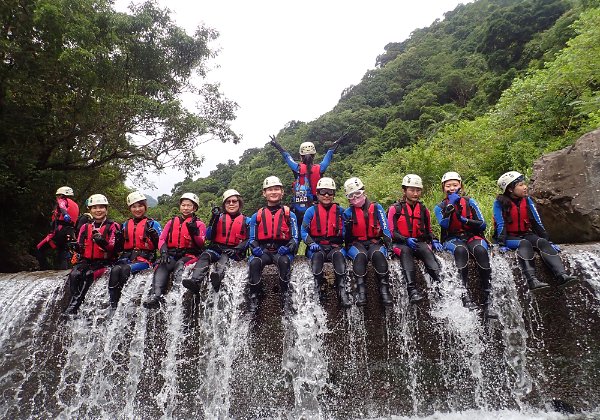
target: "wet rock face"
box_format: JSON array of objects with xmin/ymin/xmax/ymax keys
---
[{"xmin": 530, "ymin": 128, "xmax": 600, "ymax": 243}]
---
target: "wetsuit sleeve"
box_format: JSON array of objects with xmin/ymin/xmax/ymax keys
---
[
  {"xmin": 466, "ymin": 198, "xmax": 486, "ymax": 231},
  {"xmin": 289, "ymin": 212, "xmax": 299, "ymax": 244},
  {"xmin": 301, "ymin": 206, "xmax": 315, "ymax": 244},
  {"xmin": 492, "ymin": 199, "xmax": 507, "ymax": 246},
  {"xmin": 158, "ymin": 219, "xmax": 172, "ymax": 252},
  {"xmin": 248, "ymin": 213, "xmax": 258, "ymax": 244},
  {"xmin": 434, "ymin": 204, "xmax": 450, "ymax": 230},
  {"xmin": 387, "ymin": 205, "xmax": 405, "ymax": 243},
  {"xmin": 234, "ymin": 217, "xmax": 252, "ymax": 251},
  {"xmin": 319, "ymin": 149, "xmax": 334, "ymax": 173},
  {"xmin": 376, "ymin": 203, "xmax": 393, "ymax": 244},
  {"xmin": 280, "ymin": 151, "xmax": 300, "ymax": 173},
  {"xmin": 527, "ymin": 197, "xmax": 548, "ymax": 239},
  {"xmin": 192, "ymin": 219, "xmax": 206, "ymax": 248}
]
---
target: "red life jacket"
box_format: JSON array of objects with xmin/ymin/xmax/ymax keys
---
[
  {"xmin": 123, "ymin": 218, "xmax": 155, "ymax": 251},
  {"xmin": 309, "ymin": 203, "xmax": 343, "ymax": 244},
  {"xmin": 505, "ymin": 198, "xmax": 530, "ymax": 236},
  {"xmin": 213, "ymin": 213, "xmax": 248, "ymax": 246},
  {"xmin": 256, "ymin": 206, "xmax": 291, "ymax": 241},
  {"xmin": 392, "ymin": 201, "xmax": 427, "ymax": 239},
  {"xmin": 166, "ymin": 215, "xmax": 197, "ymax": 250},
  {"xmin": 295, "ymin": 163, "xmax": 322, "ymax": 197},
  {"xmin": 82, "ymin": 221, "xmax": 115, "ymax": 260},
  {"xmin": 351, "ymin": 202, "xmax": 381, "ymax": 241},
  {"xmin": 53, "ymin": 198, "xmax": 79, "ymax": 227},
  {"xmin": 441, "ymin": 197, "xmax": 476, "ymax": 235}
]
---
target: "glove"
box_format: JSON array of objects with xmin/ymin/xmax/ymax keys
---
[
  {"xmin": 406, "ymin": 237, "xmax": 418, "ymax": 250},
  {"xmin": 251, "ymin": 246, "xmax": 263, "ymax": 257},
  {"xmin": 147, "ymin": 226, "xmax": 158, "ymax": 240},
  {"xmin": 92, "ymin": 232, "xmax": 108, "ymax": 248},
  {"xmin": 186, "ymin": 220, "xmax": 199, "ymax": 236},
  {"xmin": 448, "ymin": 192, "xmax": 461, "ymax": 205},
  {"xmin": 432, "ymin": 240, "xmax": 443, "ymax": 251},
  {"xmin": 459, "ymin": 216, "xmax": 468, "ymax": 224},
  {"xmin": 222, "ymin": 248, "xmax": 236, "ymax": 257},
  {"xmin": 67, "ymin": 241, "xmax": 79, "ymax": 252},
  {"xmin": 269, "ymin": 135, "xmax": 285, "ymax": 153},
  {"xmin": 393, "ymin": 247, "xmax": 402, "ymax": 257},
  {"xmin": 211, "ymin": 206, "xmax": 221, "ymax": 217},
  {"xmin": 550, "ymin": 243, "xmax": 561, "ymax": 252},
  {"xmin": 309, "ymin": 243, "xmax": 321, "ymax": 252},
  {"xmin": 329, "ymin": 133, "xmax": 348, "ymax": 152},
  {"xmin": 159, "ymin": 251, "xmax": 170, "ymax": 264},
  {"xmin": 498, "ymin": 246, "xmax": 509, "ymax": 253},
  {"xmin": 63, "ymin": 214, "xmax": 71, "ymax": 223},
  {"xmin": 278, "ymin": 245, "xmax": 290, "ymax": 255}
]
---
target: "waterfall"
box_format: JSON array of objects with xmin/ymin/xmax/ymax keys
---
[{"xmin": 1, "ymin": 245, "xmax": 600, "ymax": 418}]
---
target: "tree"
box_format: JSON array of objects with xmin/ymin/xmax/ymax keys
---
[{"xmin": 0, "ymin": 0, "xmax": 239, "ymax": 270}]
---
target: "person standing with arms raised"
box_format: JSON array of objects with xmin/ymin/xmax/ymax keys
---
[{"xmin": 269, "ymin": 133, "xmax": 347, "ymax": 231}]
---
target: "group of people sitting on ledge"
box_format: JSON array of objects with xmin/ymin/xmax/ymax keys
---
[{"xmin": 37, "ymin": 138, "xmax": 577, "ymax": 318}]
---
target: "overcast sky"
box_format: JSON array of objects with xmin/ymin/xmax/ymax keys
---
[{"xmin": 115, "ymin": 0, "xmax": 469, "ymax": 197}]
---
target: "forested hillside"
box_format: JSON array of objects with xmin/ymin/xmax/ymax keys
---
[
  {"xmin": 156, "ymin": 0, "xmax": 599, "ymax": 228},
  {"xmin": 2, "ymin": 0, "xmax": 599, "ymax": 271}
]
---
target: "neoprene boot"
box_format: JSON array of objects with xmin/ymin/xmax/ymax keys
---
[
  {"xmin": 459, "ymin": 267, "xmax": 477, "ymax": 309},
  {"xmin": 314, "ymin": 274, "xmax": 325, "ymax": 301},
  {"xmin": 427, "ymin": 268, "xmax": 441, "ymax": 283},
  {"xmin": 143, "ymin": 293, "xmax": 162, "ymax": 309},
  {"xmin": 556, "ymin": 273, "xmax": 577, "ymax": 288},
  {"xmin": 108, "ymin": 287, "xmax": 121, "ymax": 309},
  {"xmin": 482, "ymin": 289, "xmax": 499, "ymax": 319},
  {"xmin": 378, "ymin": 275, "xmax": 393, "ymax": 306},
  {"xmin": 248, "ymin": 284, "xmax": 261, "ymax": 313},
  {"xmin": 210, "ymin": 270, "xmax": 224, "ymax": 292},
  {"xmin": 355, "ymin": 276, "xmax": 367, "ymax": 306},
  {"xmin": 182, "ymin": 278, "xmax": 202, "ymax": 294},
  {"xmin": 405, "ymin": 270, "xmax": 423, "ymax": 304},
  {"xmin": 64, "ymin": 276, "xmax": 93, "ymax": 315},
  {"xmin": 519, "ymin": 258, "xmax": 549, "ymax": 291},
  {"xmin": 335, "ymin": 274, "xmax": 351, "ymax": 308}
]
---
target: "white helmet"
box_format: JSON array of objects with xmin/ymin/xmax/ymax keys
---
[
  {"xmin": 299, "ymin": 142, "xmax": 317, "ymax": 156},
  {"xmin": 222, "ymin": 189, "xmax": 241, "ymax": 203},
  {"xmin": 180, "ymin": 192, "xmax": 199, "ymax": 208},
  {"xmin": 344, "ymin": 177, "xmax": 365, "ymax": 196},
  {"xmin": 402, "ymin": 174, "xmax": 423, "ymax": 189},
  {"xmin": 56, "ymin": 186, "xmax": 74, "ymax": 196},
  {"xmin": 316, "ymin": 177, "xmax": 336, "ymax": 191},
  {"xmin": 497, "ymin": 171, "xmax": 524, "ymax": 193},
  {"xmin": 263, "ymin": 176, "xmax": 283, "ymax": 189},
  {"xmin": 441, "ymin": 171, "xmax": 462, "ymax": 185},
  {"xmin": 126, "ymin": 191, "xmax": 147, "ymax": 207},
  {"xmin": 87, "ymin": 194, "xmax": 109, "ymax": 207}
]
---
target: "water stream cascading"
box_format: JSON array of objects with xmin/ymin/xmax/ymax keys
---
[{"xmin": 1, "ymin": 245, "xmax": 600, "ymax": 419}]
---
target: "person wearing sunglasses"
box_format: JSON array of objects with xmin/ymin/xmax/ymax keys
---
[
  {"xmin": 342, "ymin": 177, "xmax": 394, "ymax": 307},
  {"xmin": 387, "ymin": 174, "xmax": 443, "ymax": 305},
  {"xmin": 300, "ymin": 177, "xmax": 351, "ymax": 307},
  {"xmin": 268, "ymin": 133, "xmax": 347, "ymax": 232},
  {"xmin": 183, "ymin": 189, "xmax": 250, "ymax": 294},
  {"xmin": 247, "ymin": 176, "xmax": 299, "ymax": 313},
  {"xmin": 434, "ymin": 171, "xmax": 498, "ymax": 319}
]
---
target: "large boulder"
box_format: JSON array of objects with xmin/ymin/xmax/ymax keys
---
[{"xmin": 530, "ymin": 128, "xmax": 600, "ymax": 243}]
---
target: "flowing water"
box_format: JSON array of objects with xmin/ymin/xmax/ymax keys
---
[{"xmin": 1, "ymin": 244, "xmax": 600, "ymax": 419}]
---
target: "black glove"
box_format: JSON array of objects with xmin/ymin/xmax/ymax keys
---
[
  {"xmin": 187, "ymin": 220, "xmax": 200, "ymax": 236},
  {"xmin": 67, "ymin": 241, "xmax": 80, "ymax": 252},
  {"xmin": 222, "ymin": 248, "xmax": 236, "ymax": 257},
  {"xmin": 159, "ymin": 251, "xmax": 170, "ymax": 265},
  {"xmin": 147, "ymin": 226, "xmax": 159, "ymax": 241},
  {"xmin": 92, "ymin": 232, "xmax": 108, "ymax": 248},
  {"xmin": 330, "ymin": 132, "xmax": 348, "ymax": 152},
  {"xmin": 269, "ymin": 135, "xmax": 285, "ymax": 153},
  {"xmin": 286, "ymin": 240, "xmax": 297, "ymax": 255}
]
